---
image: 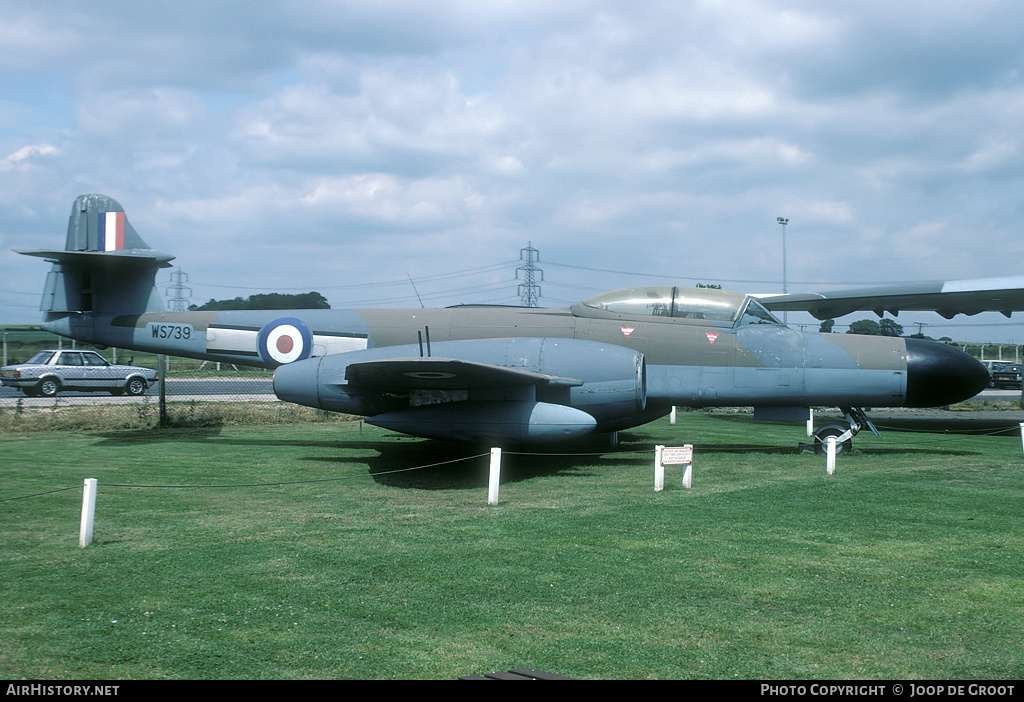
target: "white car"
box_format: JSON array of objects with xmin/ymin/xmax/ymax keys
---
[{"xmin": 0, "ymin": 349, "xmax": 157, "ymax": 397}]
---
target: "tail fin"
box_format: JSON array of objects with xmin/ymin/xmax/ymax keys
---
[
  {"xmin": 63, "ymin": 193, "xmax": 154, "ymax": 252},
  {"xmin": 16, "ymin": 195, "xmax": 174, "ymax": 337}
]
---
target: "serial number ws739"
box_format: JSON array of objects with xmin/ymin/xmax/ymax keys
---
[{"xmin": 147, "ymin": 323, "xmax": 195, "ymax": 341}]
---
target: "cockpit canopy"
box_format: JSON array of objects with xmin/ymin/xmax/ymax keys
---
[{"xmin": 572, "ymin": 286, "xmax": 782, "ymax": 327}]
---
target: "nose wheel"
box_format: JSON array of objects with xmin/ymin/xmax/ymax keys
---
[
  {"xmin": 813, "ymin": 425, "xmax": 853, "ymax": 455},
  {"xmin": 812, "ymin": 407, "xmax": 879, "ymax": 455}
]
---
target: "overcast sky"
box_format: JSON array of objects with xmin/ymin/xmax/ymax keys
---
[{"xmin": 3, "ymin": 1, "xmax": 1024, "ymax": 342}]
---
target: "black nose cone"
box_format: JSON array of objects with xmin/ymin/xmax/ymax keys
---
[{"xmin": 905, "ymin": 338, "xmax": 990, "ymax": 407}]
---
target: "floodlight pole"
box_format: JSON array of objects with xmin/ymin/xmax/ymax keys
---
[
  {"xmin": 777, "ymin": 217, "xmax": 789, "ymax": 324},
  {"xmin": 776, "ymin": 217, "xmax": 789, "ymax": 294}
]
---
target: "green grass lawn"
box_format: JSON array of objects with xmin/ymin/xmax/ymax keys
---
[{"xmin": 2, "ymin": 412, "xmax": 1022, "ymax": 680}]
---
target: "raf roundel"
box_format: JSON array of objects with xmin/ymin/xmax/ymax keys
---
[{"xmin": 258, "ymin": 318, "xmax": 313, "ymax": 366}]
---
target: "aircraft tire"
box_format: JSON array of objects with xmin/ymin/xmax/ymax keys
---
[{"xmin": 813, "ymin": 425, "xmax": 852, "ymax": 455}]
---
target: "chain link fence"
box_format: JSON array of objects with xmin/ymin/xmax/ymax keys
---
[{"xmin": 1, "ymin": 327, "xmax": 343, "ymax": 431}]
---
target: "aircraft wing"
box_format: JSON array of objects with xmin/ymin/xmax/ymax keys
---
[
  {"xmin": 344, "ymin": 356, "xmax": 583, "ymax": 391},
  {"xmin": 758, "ymin": 275, "xmax": 1024, "ymax": 320}
]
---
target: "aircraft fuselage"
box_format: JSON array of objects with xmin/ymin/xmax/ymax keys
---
[{"xmin": 41, "ymin": 295, "xmax": 979, "ymax": 421}]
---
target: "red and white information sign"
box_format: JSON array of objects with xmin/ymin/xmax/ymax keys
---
[{"xmin": 660, "ymin": 445, "xmax": 693, "ymax": 465}]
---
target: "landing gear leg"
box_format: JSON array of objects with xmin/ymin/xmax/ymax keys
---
[{"xmin": 813, "ymin": 407, "xmax": 879, "ymax": 455}]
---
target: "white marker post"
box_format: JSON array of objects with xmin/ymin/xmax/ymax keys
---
[
  {"xmin": 807, "ymin": 409, "xmax": 814, "ymax": 437},
  {"xmin": 79, "ymin": 478, "xmax": 97, "ymax": 548},
  {"xmin": 488, "ymin": 447, "xmax": 501, "ymax": 505},
  {"xmin": 826, "ymin": 437, "xmax": 837, "ymax": 475},
  {"xmin": 657, "ymin": 445, "xmax": 694, "ymax": 489},
  {"xmin": 1019, "ymin": 423, "xmax": 1024, "ymax": 457},
  {"xmin": 680, "ymin": 446, "xmax": 693, "ymax": 489},
  {"xmin": 655, "ymin": 445, "xmax": 665, "ymax": 491}
]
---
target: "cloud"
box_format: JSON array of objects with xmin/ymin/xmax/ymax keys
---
[{"xmin": 1, "ymin": 143, "xmax": 61, "ymax": 169}]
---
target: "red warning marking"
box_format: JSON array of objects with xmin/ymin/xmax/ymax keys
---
[{"xmin": 661, "ymin": 446, "xmax": 693, "ymax": 464}]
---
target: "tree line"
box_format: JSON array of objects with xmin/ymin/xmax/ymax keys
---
[
  {"xmin": 189, "ymin": 292, "xmax": 330, "ymax": 311},
  {"xmin": 818, "ymin": 318, "xmax": 946, "ymax": 339}
]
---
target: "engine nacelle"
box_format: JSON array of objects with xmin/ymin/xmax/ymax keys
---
[
  {"xmin": 367, "ymin": 401, "xmax": 598, "ymax": 443},
  {"xmin": 273, "ymin": 337, "xmax": 647, "ymax": 442}
]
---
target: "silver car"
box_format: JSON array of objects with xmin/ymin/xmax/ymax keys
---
[{"xmin": 0, "ymin": 349, "xmax": 157, "ymax": 397}]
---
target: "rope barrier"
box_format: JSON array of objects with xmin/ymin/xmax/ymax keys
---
[
  {"xmin": 0, "ymin": 453, "xmax": 489, "ymax": 501},
  {"xmin": 98, "ymin": 452, "xmax": 490, "ymax": 489},
  {"xmin": 0, "ymin": 485, "xmax": 83, "ymax": 503},
  {"xmin": 3, "ymin": 424, "xmax": 1021, "ymax": 504}
]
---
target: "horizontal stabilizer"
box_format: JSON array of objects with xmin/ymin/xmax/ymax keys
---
[{"xmin": 15, "ymin": 248, "xmax": 175, "ymax": 267}]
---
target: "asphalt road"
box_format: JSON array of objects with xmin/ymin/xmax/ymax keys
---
[{"xmin": 0, "ymin": 377, "xmax": 275, "ymax": 407}]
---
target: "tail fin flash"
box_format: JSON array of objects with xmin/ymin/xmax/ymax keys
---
[
  {"xmin": 16, "ymin": 195, "xmax": 174, "ymax": 337},
  {"xmin": 63, "ymin": 194, "xmax": 153, "ymax": 253}
]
